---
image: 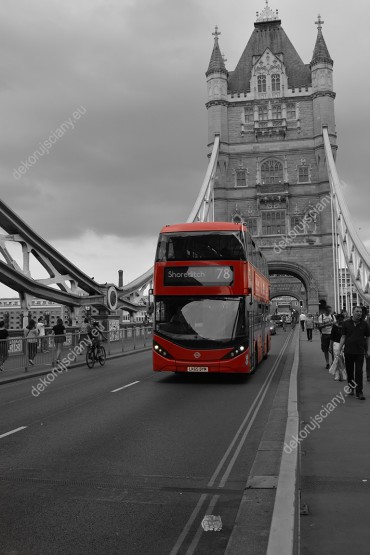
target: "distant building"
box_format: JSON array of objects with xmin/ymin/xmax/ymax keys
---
[
  {"xmin": 0, "ymin": 296, "xmax": 149, "ymax": 329},
  {"xmin": 0, "ymin": 297, "xmax": 66, "ymax": 329}
]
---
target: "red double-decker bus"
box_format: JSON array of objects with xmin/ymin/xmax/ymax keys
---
[{"xmin": 152, "ymin": 222, "xmax": 270, "ymax": 374}]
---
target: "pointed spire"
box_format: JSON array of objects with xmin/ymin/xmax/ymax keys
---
[
  {"xmin": 206, "ymin": 26, "xmax": 227, "ymax": 76},
  {"xmin": 310, "ymin": 15, "xmax": 333, "ymax": 67}
]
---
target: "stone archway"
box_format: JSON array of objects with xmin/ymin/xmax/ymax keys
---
[{"xmin": 268, "ymin": 260, "xmax": 320, "ymax": 313}]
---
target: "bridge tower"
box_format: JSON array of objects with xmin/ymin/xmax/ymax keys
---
[{"xmin": 206, "ymin": 3, "xmax": 337, "ymax": 312}]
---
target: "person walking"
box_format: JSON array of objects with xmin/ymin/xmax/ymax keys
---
[
  {"xmin": 281, "ymin": 314, "xmax": 287, "ymax": 332},
  {"xmin": 52, "ymin": 318, "xmax": 66, "ymax": 362},
  {"xmin": 338, "ymin": 306, "xmax": 370, "ymax": 400},
  {"xmin": 318, "ymin": 306, "xmax": 334, "ymax": 369},
  {"xmin": 0, "ymin": 320, "xmax": 9, "ymax": 371},
  {"xmin": 305, "ymin": 313, "xmax": 314, "ymax": 341},
  {"xmin": 37, "ymin": 316, "xmax": 48, "ymax": 353},
  {"xmin": 329, "ymin": 313, "xmax": 345, "ymax": 358},
  {"xmin": 365, "ymin": 312, "xmax": 370, "ymax": 382},
  {"xmin": 25, "ymin": 319, "xmax": 38, "ymax": 366},
  {"xmin": 299, "ymin": 312, "xmax": 306, "ymax": 332}
]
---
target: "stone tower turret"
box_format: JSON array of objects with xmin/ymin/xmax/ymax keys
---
[
  {"xmin": 310, "ymin": 14, "xmax": 336, "ymax": 181},
  {"xmin": 206, "ymin": 26, "xmax": 228, "ymax": 145}
]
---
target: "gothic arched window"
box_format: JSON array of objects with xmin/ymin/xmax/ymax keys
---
[
  {"xmin": 258, "ymin": 105, "xmax": 268, "ymax": 121},
  {"xmin": 271, "ymin": 74, "xmax": 280, "ymax": 92},
  {"xmin": 287, "ymin": 103, "xmax": 296, "ymax": 119},
  {"xmin": 272, "ymin": 104, "xmax": 282, "ymax": 119},
  {"xmin": 258, "ymin": 75, "xmax": 266, "ymax": 93},
  {"xmin": 261, "ymin": 160, "xmax": 284, "ymax": 184}
]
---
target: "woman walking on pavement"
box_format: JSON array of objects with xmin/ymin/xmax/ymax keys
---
[
  {"xmin": 305, "ymin": 314, "xmax": 314, "ymax": 341},
  {"xmin": 329, "ymin": 313, "xmax": 345, "ymax": 358},
  {"xmin": 0, "ymin": 320, "xmax": 9, "ymax": 371},
  {"xmin": 25, "ymin": 319, "xmax": 38, "ymax": 366},
  {"xmin": 52, "ymin": 318, "xmax": 66, "ymax": 363}
]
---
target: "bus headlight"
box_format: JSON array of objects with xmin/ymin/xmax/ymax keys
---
[
  {"xmin": 222, "ymin": 344, "xmax": 248, "ymax": 360},
  {"xmin": 153, "ymin": 341, "xmax": 174, "ymax": 359}
]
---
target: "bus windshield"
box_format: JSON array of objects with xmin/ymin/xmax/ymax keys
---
[
  {"xmin": 155, "ymin": 232, "xmax": 245, "ymax": 262},
  {"xmin": 155, "ymin": 296, "xmax": 247, "ymax": 349}
]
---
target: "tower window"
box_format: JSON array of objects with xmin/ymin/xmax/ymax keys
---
[
  {"xmin": 271, "ymin": 74, "xmax": 280, "ymax": 92},
  {"xmin": 262, "ymin": 211, "xmax": 286, "ymax": 235},
  {"xmin": 291, "ymin": 216, "xmax": 304, "ymax": 233},
  {"xmin": 261, "ymin": 160, "xmax": 284, "ymax": 184},
  {"xmin": 235, "ymin": 170, "xmax": 247, "ymax": 188},
  {"xmin": 258, "ymin": 105, "xmax": 268, "ymax": 121},
  {"xmin": 244, "ymin": 105, "xmax": 254, "ymax": 123},
  {"xmin": 287, "ymin": 103, "xmax": 296, "ymax": 119},
  {"xmin": 298, "ymin": 166, "xmax": 309, "ymax": 183},
  {"xmin": 257, "ymin": 75, "xmax": 267, "ymax": 93},
  {"xmin": 272, "ymin": 104, "xmax": 282, "ymax": 119}
]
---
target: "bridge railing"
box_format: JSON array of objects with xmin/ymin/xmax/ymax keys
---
[
  {"xmin": 323, "ymin": 126, "xmax": 370, "ymax": 306},
  {"xmin": 0, "ymin": 327, "xmax": 152, "ymax": 374}
]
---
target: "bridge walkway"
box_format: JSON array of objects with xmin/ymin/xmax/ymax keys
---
[{"xmin": 299, "ymin": 328, "xmax": 370, "ymax": 554}]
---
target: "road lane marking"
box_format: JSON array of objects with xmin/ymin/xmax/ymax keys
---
[
  {"xmin": 111, "ymin": 381, "xmax": 140, "ymax": 393},
  {"xmin": 170, "ymin": 330, "xmax": 293, "ymax": 555},
  {"xmin": 0, "ymin": 426, "xmax": 27, "ymax": 439}
]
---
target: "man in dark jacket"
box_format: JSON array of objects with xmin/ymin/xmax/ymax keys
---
[{"xmin": 338, "ymin": 306, "xmax": 370, "ymax": 400}]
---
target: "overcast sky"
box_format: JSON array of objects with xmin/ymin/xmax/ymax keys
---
[{"xmin": 0, "ymin": 0, "xmax": 369, "ymax": 298}]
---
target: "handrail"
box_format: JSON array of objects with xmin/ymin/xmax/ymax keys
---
[{"xmin": 323, "ymin": 126, "xmax": 370, "ymax": 304}]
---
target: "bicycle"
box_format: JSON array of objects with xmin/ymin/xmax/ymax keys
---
[{"xmin": 86, "ymin": 342, "xmax": 106, "ymax": 368}]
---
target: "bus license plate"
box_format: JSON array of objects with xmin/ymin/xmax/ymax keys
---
[{"xmin": 187, "ymin": 366, "xmax": 208, "ymax": 372}]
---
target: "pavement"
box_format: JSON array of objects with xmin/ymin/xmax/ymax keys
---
[{"xmin": 299, "ymin": 327, "xmax": 370, "ymax": 554}]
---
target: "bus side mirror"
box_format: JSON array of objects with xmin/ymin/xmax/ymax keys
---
[{"xmin": 147, "ymin": 303, "xmax": 154, "ymax": 315}]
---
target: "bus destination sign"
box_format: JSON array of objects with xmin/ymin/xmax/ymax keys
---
[{"xmin": 164, "ymin": 266, "xmax": 234, "ymax": 287}]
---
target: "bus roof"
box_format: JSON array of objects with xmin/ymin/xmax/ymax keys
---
[{"xmin": 159, "ymin": 222, "xmax": 246, "ymax": 234}]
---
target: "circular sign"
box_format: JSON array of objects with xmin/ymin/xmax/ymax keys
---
[{"xmin": 106, "ymin": 286, "xmax": 118, "ymax": 311}]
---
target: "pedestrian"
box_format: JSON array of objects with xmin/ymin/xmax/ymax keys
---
[
  {"xmin": 25, "ymin": 319, "xmax": 38, "ymax": 366},
  {"xmin": 338, "ymin": 306, "xmax": 370, "ymax": 400},
  {"xmin": 365, "ymin": 311, "xmax": 370, "ymax": 382},
  {"xmin": 52, "ymin": 317, "xmax": 66, "ymax": 362},
  {"xmin": 0, "ymin": 320, "xmax": 9, "ymax": 371},
  {"xmin": 305, "ymin": 313, "xmax": 314, "ymax": 341},
  {"xmin": 282, "ymin": 314, "xmax": 287, "ymax": 332},
  {"xmin": 340, "ymin": 309, "xmax": 349, "ymax": 320},
  {"xmin": 329, "ymin": 313, "xmax": 345, "ymax": 357},
  {"xmin": 313, "ymin": 312, "xmax": 319, "ymax": 331},
  {"xmin": 318, "ymin": 306, "xmax": 334, "ymax": 369},
  {"xmin": 37, "ymin": 316, "xmax": 48, "ymax": 353},
  {"xmin": 299, "ymin": 312, "xmax": 306, "ymax": 332},
  {"xmin": 79, "ymin": 318, "xmax": 91, "ymax": 351}
]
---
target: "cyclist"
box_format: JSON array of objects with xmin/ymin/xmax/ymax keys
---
[{"xmin": 89, "ymin": 321, "xmax": 107, "ymax": 356}]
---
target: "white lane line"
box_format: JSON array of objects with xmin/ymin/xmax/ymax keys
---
[
  {"xmin": 0, "ymin": 426, "xmax": 27, "ymax": 439},
  {"xmin": 111, "ymin": 381, "xmax": 140, "ymax": 393},
  {"xmin": 171, "ymin": 332, "xmax": 293, "ymax": 555}
]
